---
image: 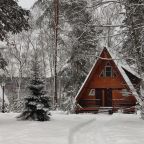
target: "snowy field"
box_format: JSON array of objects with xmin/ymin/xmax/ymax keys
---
[{"xmin": 0, "ymin": 112, "xmax": 144, "ymax": 144}]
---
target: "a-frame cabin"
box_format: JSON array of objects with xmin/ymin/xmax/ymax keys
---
[{"xmin": 75, "ymin": 47, "xmax": 141, "ymax": 113}]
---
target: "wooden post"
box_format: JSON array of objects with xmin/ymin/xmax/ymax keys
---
[{"xmin": 102, "ymin": 90, "xmax": 105, "ymax": 107}]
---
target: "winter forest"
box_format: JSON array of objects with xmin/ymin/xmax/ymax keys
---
[
  {"xmin": 0, "ymin": 0, "xmax": 144, "ymax": 118},
  {"xmin": 1, "ymin": 0, "xmax": 144, "ymax": 144}
]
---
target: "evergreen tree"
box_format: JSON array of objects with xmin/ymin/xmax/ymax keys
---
[
  {"xmin": 122, "ymin": 0, "xmax": 144, "ymax": 73},
  {"xmin": 60, "ymin": 0, "xmax": 101, "ymax": 111},
  {"xmin": 122, "ymin": 0, "xmax": 144, "ymax": 119},
  {"xmin": 17, "ymin": 51, "xmax": 50, "ymax": 121},
  {"xmin": 0, "ymin": 0, "xmax": 29, "ymax": 72},
  {"xmin": 32, "ymin": 0, "xmax": 102, "ymax": 111},
  {"xmin": 0, "ymin": 0, "xmax": 30, "ymax": 41}
]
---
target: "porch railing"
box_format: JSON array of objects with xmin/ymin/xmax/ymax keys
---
[{"xmin": 78, "ymin": 99, "xmax": 135, "ymax": 108}]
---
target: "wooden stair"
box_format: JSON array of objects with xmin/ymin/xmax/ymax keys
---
[
  {"xmin": 98, "ymin": 107, "xmax": 113, "ymax": 114},
  {"xmin": 75, "ymin": 106, "xmax": 114, "ymax": 114}
]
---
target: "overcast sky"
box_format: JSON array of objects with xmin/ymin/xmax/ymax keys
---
[{"xmin": 18, "ymin": 0, "xmax": 36, "ymax": 9}]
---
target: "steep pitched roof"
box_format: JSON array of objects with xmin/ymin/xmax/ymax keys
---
[{"xmin": 75, "ymin": 47, "xmax": 142, "ymax": 103}]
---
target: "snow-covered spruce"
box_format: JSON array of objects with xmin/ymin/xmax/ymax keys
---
[{"xmin": 17, "ymin": 51, "xmax": 51, "ymax": 121}]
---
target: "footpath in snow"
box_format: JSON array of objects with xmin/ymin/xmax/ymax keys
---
[{"xmin": 0, "ymin": 112, "xmax": 144, "ymax": 144}]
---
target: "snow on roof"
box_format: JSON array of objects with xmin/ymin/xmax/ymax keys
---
[
  {"xmin": 0, "ymin": 86, "xmax": 9, "ymax": 104},
  {"xmin": 107, "ymin": 47, "xmax": 140, "ymax": 79},
  {"xmin": 75, "ymin": 47, "xmax": 141, "ymax": 103},
  {"xmin": 75, "ymin": 49, "xmax": 103, "ymax": 100}
]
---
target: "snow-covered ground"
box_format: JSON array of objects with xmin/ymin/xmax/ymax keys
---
[{"xmin": 0, "ymin": 112, "xmax": 144, "ymax": 144}]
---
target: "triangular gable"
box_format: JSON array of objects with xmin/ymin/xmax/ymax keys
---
[{"xmin": 75, "ymin": 47, "xmax": 141, "ymax": 104}]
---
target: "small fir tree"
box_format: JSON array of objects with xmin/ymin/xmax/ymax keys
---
[{"xmin": 17, "ymin": 51, "xmax": 50, "ymax": 121}]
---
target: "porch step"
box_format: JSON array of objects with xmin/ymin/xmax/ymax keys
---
[
  {"xmin": 98, "ymin": 108, "xmax": 113, "ymax": 114},
  {"xmin": 98, "ymin": 109, "xmax": 109, "ymax": 112}
]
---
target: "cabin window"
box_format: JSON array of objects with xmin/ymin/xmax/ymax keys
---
[
  {"xmin": 105, "ymin": 66, "xmax": 112, "ymax": 77},
  {"xmin": 89, "ymin": 89, "xmax": 95, "ymax": 96},
  {"xmin": 100, "ymin": 66, "xmax": 116, "ymax": 77},
  {"xmin": 121, "ymin": 89, "xmax": 130, "ymax": 96}
]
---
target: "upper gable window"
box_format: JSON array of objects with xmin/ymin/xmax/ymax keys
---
[
  {"xmin": 100, "ymin": 65, "xmax": 117, "ymax": 77},
  {"xmin": 105, "ymin": 66, "xmax": 112, "ymax": 77}
]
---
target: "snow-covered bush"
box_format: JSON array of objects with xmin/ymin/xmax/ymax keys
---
[{"xmin": 60, "ymin": 92, "xmax": 76, "ymax": 114}]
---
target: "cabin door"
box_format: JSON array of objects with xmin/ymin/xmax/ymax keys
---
[
  {"xmin": 95, "ymin": 88, "xmax": 112, "ymax": 107},
  {"xmin": 95, "ymin": 89, "xmax": 103, "ymax": 106},
  {"xmin": 104, "ymin": 89, "xmax": 112, "ymax": 107}
]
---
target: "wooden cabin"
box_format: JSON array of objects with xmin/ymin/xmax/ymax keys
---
[{"xmin": 75, "ymin": 47, "xmax": 141, "ymax": 113}]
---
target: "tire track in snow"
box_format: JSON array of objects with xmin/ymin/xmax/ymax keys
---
[
  {"xmin": 69, "ymin": 115, "xmax": 112, "ymax": 144},
  {"xmin": 68, "ymin": 119, "xmax": 95, "ymax": 144}
]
